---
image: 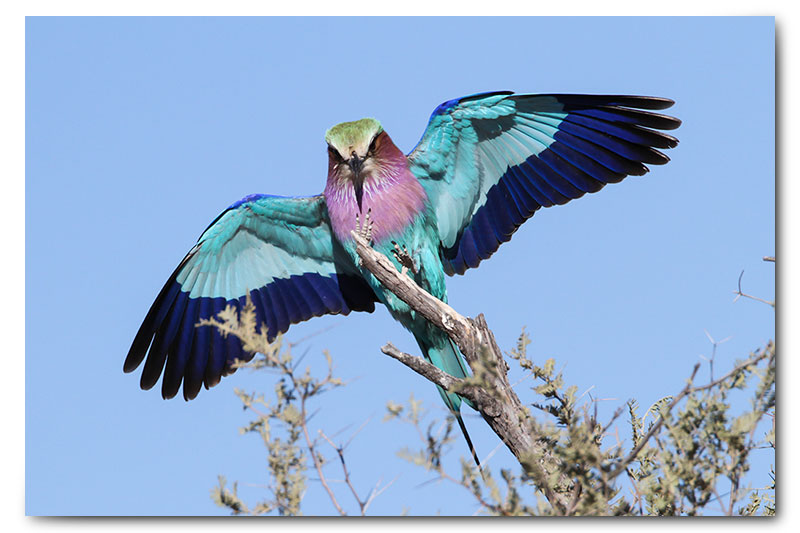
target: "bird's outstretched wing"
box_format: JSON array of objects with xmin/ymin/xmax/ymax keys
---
[
  {"xmin": 124, "ymin": 194, "xmax": 377, "ymax": 400},
  {"xmin": 408, "ymin": 92, "xmax": 681, "ymax": 275}
]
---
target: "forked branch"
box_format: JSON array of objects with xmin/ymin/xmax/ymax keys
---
[{"xmin": 351, "ymin": 231, "xmax": 571, "ymax": 512}]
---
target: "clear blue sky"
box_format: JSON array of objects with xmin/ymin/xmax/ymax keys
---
[{"xmin": 25, "ymin": 16, "xmax": 774, "ymax": 516}]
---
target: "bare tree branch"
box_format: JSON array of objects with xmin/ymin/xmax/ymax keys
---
[
  {"xmin": 300, "ymin": 386, "xmax": 346, "ymax": 515},
  {"xmin": 351, "ymin": 231, "xmax": 572, "ymax": 512},
  {"xmin": 733, "ymin": 270, "xmax": 775, "ymax": 308},
  {"xmin": 380, "ymin": 343, "xmax": 503, "ymax": 417}
]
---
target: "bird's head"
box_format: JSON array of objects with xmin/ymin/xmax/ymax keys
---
[{"xmin": 325, "ymin": 118, "xmax": 402, "ymax": 209}]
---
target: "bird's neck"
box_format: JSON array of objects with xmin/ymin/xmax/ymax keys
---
[{"xmin": 324, "ymin": 152, "xmax": 427, "ymax": 244}]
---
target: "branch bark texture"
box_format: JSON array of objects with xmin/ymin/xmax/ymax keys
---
[{"xmin": 351, "ymin": 231, "xmax": 571, "ymax": 511}]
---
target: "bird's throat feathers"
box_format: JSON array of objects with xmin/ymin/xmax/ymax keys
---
[{"xmin": 324, "ymin": 153, "xmax": 427, "ymax": 244}]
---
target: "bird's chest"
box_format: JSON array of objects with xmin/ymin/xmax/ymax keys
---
[
  {"xmin": 325, "ymin": 175, "xmax": 446, "ymax": 318},
  {"xmin": 325, "ymin": 176, "xmax": 428, "ymax": 245}
]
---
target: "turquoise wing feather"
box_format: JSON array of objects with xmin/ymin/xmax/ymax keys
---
[
  {"xmin": 408, "ymin": 92, "xmax": 681, "ymax": 275},
  {"xmin": 124, "ymin": 194, "xmax": 377, "ymax": 400}
]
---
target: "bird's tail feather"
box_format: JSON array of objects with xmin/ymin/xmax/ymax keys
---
[
  {"xmin": 415, "ymin": 334, "xmax": 481, "ymax": 469},
  {"xmin": 455, "ymin": 410, "xmax": 482, "ymax": 471}
]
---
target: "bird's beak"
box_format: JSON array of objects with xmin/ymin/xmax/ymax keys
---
[
  {"xmin": 348, "ymin": 153, "xmax": 366, "ymax": 211},
  {"xmin": 347, "ymin": 153, "xmax": 364, "ymax": 177}
]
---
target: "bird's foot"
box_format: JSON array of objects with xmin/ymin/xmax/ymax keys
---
[
  {"xmin": 355, "ymin": 208, "xmax": 374, "ymax": 244},
  {"xmin": 355, "ymin": 208, "xmax": 374, "ymax": 267},
  {"xmin": 391, "ymin": 241, "xmax": 418, "ymax": 275}
]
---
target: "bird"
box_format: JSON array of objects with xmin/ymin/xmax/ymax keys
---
[{"xmin": 124, "ymin": 91, "xmax": 680, "ymax": 466}]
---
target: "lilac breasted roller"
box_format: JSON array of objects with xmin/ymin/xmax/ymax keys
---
[{"xmin": 125, "ymin": 92, "xmax": 681, "ymax": 464}]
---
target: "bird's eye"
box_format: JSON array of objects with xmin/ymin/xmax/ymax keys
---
[
  {"xmin": 328, "ymin": 145, "xmax": 343, "ymax": 163},
  {"xmin": 368, "ymin": 135, "xmax": 378, "ymax": 155}
]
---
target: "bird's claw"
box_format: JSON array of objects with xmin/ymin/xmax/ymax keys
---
[
  {"xmin": 356, "ymin": 209, "xmax": 374, "ymax": 267},
  {"xmin": 391, "ymin": 241, "xmax": 418, "ymax": 275},
  {"xmin": 355, "ymin": 208, "xmax": 374, "ymax": 244}
]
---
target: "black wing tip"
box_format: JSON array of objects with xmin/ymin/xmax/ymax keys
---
[
  {"xmin": 139, "ymin": 372, "xmax": 159, "ymax": 391},
  {"xmin": 521, "ymin": 93, "xmax": 682, "ymax": 132},
  {"xmin": 183, "ymin": 387, "xmax": 200, "ymax": 402},
  {"xmin": 647, "ymin": 113, "xmax": 681, "ymax": 131},
  {"xmin": 615, "ymin": 95, "xmax": 676, "ymax": 110},
  {"xmin": 594, "ymin": 107, "xmax": 682, "ymax": 131},
  {"xmin": 448, "ymin": 92, "xmax": 677, "ymax": 110},
  {"xmin": 661, "ymin": 133, "xmax": 680, "ymax": 149},
  {"xmin": 123, "ymin": 354, "xmax": 142, "ymax": 374},
  {"xmin": 161, "ymin": 383, "xmax": 180, "ymax": 400},
  {"xmin": 652, "ymin": 152, "xmax": 671, "ymax": 165},
  {"xmin": 124, "ymin": 324, "xmax": 155, "ymax": 374},
  {"xmin": 551, "ymin": 94, "xmax": 677, "ymax": 110},
  {"xmin": 146, "ymin": 374, "xmax": 210, "ymax": 401}
]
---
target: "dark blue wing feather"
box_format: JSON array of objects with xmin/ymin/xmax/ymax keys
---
[
  {"xmin": 125, "ymin": 195, "xmax": 377, "ymax": 400},
  {"xmin": 408, "ymin": 93, "xmax": 680, "ymax": 275}
]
